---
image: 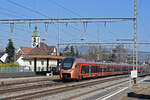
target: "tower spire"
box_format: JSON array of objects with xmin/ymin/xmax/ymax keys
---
[
  {"xmin": 32, "ymin": 26, "xmax": 40, "ymax": 48},
  {"xmin": 35, "ymin": 26, "xmax": 37, "ymax": 31}
]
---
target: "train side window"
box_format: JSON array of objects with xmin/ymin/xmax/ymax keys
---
[
  {"xmin": 116, "ymin": 67, "xmax": 119, "ymax": 71},
  {"xmin": 120, "ymin": 67, "xmax": 123, "ymax": 71},
  {"xmin": 81, "ymin": 66, "xmax": 89, "ymax": 74},
  {"xmin": 101, "ymin": 66, "xmax": 105, "ymax": 72},
  {"xmin": 112, "ymin": 66, "xmax": 115, "ymax": 72},
  {"xmin": 103, "ymin": 67, "xmax": 107, "ymax": 72},
  {"xmin": 95, "ymin": 66, "xmax": 98, "ymax": 73},
  {"xmin": 116, "ymin": 67, "xmax": 120, "ymax": 71},
  {"xmin": 127, "ymin": 67, "xmax": 129, "ymax": 71},
  {"xmin": 94, "ymin": 66, "xmax": 97, "ymax": 73},
  {"xmin": 124, "ymin": 67, "xmax": 126, "ymax": 71},
  {"xmin": 106, "ymin": 67, "xmax": 108, "ymax": 72},
  {"xmin": 110, "ymin": 66, "xmax": 114, "ymax": 72},
  {"xmin": 97, "ymin": 66, "xmax": 101, "ymax": 72},
  {"xmin": 114, "ymin": 67, "xmax": 116, "ymax": 71},
  {"xmin": 108, "ymin": 67, "xmax": 112, "ymax": 72},
  {"xmin": 91, "ymin": 66, "xmax": 94, "ymax": 73},
  {"xmin": 101, "ymin": 67, "xmax": 104, "ymax": 72},
  {"xmin": 100, "ymin": 66, "xmax": 102, "ymax": 72},
  {"xmin": 81, "ymin": 66, "xmax": 85, "ymax": 74},
  {"xmin": 109, "ymin": 66, "xmax": 112, "ymax": 72},
  {"xmin": 125, "ymin": 67, "xmax": 127, "ymax": 71},
  {"xmin": 107, "ymin": 67, "xmax": 110, "ymax": 72},
  {"xmin": 93, "ymin": 66, "xmax": 97, "ymax": 73},
  {"xmin": 122, "ymin": 67, "xmax": 125, "ymax": 71},
  {"xmin": 86, "ymin": 66, "xmax": 89, "ymax": 73}
]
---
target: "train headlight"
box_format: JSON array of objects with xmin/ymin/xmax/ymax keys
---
[{"xmin": 69, "ymin": 69, "xmax": 73, "ymax": 72}]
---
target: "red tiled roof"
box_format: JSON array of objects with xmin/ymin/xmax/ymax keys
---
[
  {"xmin": 23, "ymin": 55, "xmax": 64, "ymax": 60},
  {"xmin": 29, "ymin": 42, "xmax": 57, "ymax": 55},
  {"xmin": 15, "ymin": 54, "xmax": 22, "ymax": 61},
  {"xmin": 20, "ymin": 46, "xmax": 33, "ymax": 54}
]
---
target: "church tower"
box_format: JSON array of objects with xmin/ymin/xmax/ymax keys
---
[{"xmin": 32, "ymin": 26, "xmax": 40, "ymax": 48}]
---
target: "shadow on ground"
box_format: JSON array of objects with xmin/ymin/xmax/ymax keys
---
[{"xmin": 128, "ymin": 92, "xmax": 150, "ymax": 99}]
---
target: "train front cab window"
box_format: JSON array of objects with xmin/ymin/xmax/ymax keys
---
[{"xmin": 62, "ymin": 58, "xmax": 75, "ymax": 70}]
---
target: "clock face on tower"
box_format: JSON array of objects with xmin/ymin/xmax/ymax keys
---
[{"xmin": 33, "ymin": 43, "xmax": 36, "ymax": 47}]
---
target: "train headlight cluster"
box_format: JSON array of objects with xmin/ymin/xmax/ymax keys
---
[{"xmin": 69, "ymin": 69, "xmax": 73, "ymax": 72}]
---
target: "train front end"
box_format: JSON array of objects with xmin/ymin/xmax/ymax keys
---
[{"xmin": 60, "ymin": 58, "xmax": 77, "ymax": 80}]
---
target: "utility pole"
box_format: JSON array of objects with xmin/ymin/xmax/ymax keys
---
[
  {"xmin": 131, "ymin": 0, "xmax": 138, "ymax": 87},
  {"xmin": 133, "ymin": 0, "xmax": 138, "ymax": 70},
  {"xmin": 57, "ymin": 18, "xmax": 60, "ymax": 56}
]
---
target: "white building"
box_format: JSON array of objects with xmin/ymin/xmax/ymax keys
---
[
  {"xmin": 16, "ymin": 26, "xmax": 64, "ymax": 72},
  {"xmin": 0, "ymin": 52, "xmax": 8, "ymax": 63}
]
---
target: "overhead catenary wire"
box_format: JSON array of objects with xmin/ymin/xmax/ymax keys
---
[
  {"xmin": 0, "ymin": 30, "xmax": 31, "ymax": 43},
  {"xmin": 0, "ymin": 6, "xmax": 27, "ymax": 18},
  {"xmin": 0, "ymin": 11, "xmax": 23, "ymax": 18},
  {"xmin": 5, "ymin": 0, "xmax": 87, "ymax": 44},
  {"xmin": 7, "ymin": 0, "xmax": 49, "ymax": 18},
  {"xmin": 47, "ymin": 0, "xmax": 87, "ymax": 40},
  {"xmin": 48, "ymin": 0, "xmax": 82, "ymax": 17}
]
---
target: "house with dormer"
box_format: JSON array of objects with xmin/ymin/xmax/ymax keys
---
[
  {"xmin": 0, "ymin": 52, "xmax": 8, "ymax": 63},
  {"xmin": 16, "ymin": 26, "xmax": 62, "ymax": 72}
]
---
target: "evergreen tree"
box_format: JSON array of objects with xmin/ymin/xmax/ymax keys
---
[
  {"xmin": 76, "ymin": 48, "xmax": 79, "ymax": 57},
  {"xmin": 5, "ymin": 39, "xmax": 15, "ymax": 62},
  {"xmin": 63, "ymin": 45, "xmax": 70, "ymax": 56},
  {"xmin": 111, "ymin": 45, "xmax": 129, "ymax": 63},
  {"xmin": 70, "ymin": 46, "xmax": 75, "ymax": 56}
]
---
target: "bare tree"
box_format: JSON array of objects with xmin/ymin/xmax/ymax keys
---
[{"xmin": 111, "ymin": 45, "xmax": 129, "ymax": 63}]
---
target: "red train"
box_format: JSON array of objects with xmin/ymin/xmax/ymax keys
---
[{"xmin": 60, "ymin": 58, "xmax": 145, "ymax": 81}]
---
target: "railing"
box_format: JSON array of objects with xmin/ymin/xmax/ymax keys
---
[{"xmin": 0, "ymin": 66, "xmax": 33, "ymax": 73}]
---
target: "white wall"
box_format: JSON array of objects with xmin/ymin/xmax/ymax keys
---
[
  {"xmin": 23, "ymin": 59, "xmax": 57, "ymax": 72},
  {"xmin": 0, "ymin": 53, "xmax": 8, "ymax": 63},
  {"xmin": 23, "ymin": 60, "xmax": 34, "ymax": 71},
  {"xmin": 16, "ymin": 55, "xmax": 24, "ymax": 66}
]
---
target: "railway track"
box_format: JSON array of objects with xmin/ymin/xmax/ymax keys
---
[
  {"xmin": 0, "ymin": 80, "xmax": 61, "ymax": 94},
  {"xmin": 0, "ymin": 75, "xmax": 129, "ymax": 100},
  {"xmin": 0, "ymin": 76, "xmax": 59, "ymax": 87}
]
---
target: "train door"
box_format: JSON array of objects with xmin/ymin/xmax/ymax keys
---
[
  {"xmin": 75, "ymin": 64, "xmax": 80, "ymax": 78},
  {"xmin": 89, "ymin": 65, "xmax": 91, "ymax": 77},
  {"xmin": 102, "ymin": 66, "xmax": 104, "ymax": 76}
]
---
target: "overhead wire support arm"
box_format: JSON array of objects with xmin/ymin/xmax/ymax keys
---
[{"xmin": 58, "ymin": 42, "xmax": 150, "ymax": 46}]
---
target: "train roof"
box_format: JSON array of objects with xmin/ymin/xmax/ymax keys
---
[{"xmin": 67, "ymin": 57, "xmax": 144, "ymax": 66}]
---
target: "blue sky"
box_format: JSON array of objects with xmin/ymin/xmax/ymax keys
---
[{"xmin": 0, "ymin": 0, "xmax": 149, "ymax": 51}]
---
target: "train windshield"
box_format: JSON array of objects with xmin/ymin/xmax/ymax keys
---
[{"xmin": 62, "ymin": 58, "xmax": 75, "ymax": 70}]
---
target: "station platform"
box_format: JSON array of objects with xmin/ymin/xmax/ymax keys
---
[
  {"xmin": 0, "ymin": 75, "xmax": 59, "ymax": 86},
  {"xmin": 120, "ymin": 77, "xmax": 150, "ymax": 100}
]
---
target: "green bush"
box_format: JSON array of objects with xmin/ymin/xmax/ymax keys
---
[{"xmin": 0, "ymin": 62, "xmax": 19, "ymax": 67}]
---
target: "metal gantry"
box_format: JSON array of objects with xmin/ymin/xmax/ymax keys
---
[
  {"xmin": 0, "ymin": 1, "xmax": 138, "ymax": 69},
  {"xmin": 0, "ymin": 18, "xmax": 134, "ymax": 24}
]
